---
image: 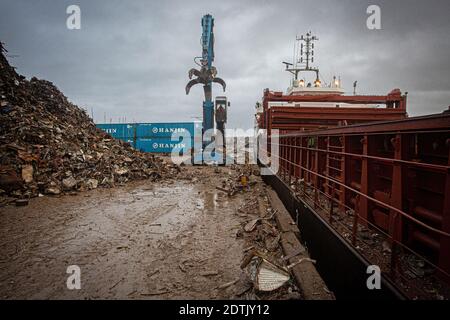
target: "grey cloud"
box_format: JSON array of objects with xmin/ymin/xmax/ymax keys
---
[{"xmin": 1, "ymin": 0, "xmax": 449, "ymax": 129}]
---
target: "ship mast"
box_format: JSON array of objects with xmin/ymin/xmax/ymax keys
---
[{"xmin": 283, "ymin": 31, "xmax": 321, "ymax": 87}]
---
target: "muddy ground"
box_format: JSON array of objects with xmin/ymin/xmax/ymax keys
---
[{"xmin": 0, "ymin": 165, "xmax": 299, "ymax": 299}]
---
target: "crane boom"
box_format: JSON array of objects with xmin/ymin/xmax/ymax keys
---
[{"xmin": 186, "ymin": 14, "xmax": 226, "ymax": 154}]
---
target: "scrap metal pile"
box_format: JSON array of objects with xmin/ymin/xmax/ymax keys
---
[{"xmin": 0, "ymin": 45, "xmax": 177, "ymax": 205}]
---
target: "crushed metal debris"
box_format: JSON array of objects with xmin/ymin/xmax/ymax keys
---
[{"xmin": 0, "ymin": 44, "xmax": 180, "ymax": 205}]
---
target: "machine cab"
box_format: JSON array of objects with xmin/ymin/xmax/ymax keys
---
[{"xmin": 215, "ymin": 96, "xmax": 229, "ymax": 124}]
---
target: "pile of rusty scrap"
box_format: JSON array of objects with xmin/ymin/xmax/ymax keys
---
[{"xmin": 0, "ymin": 44, "xmax": 178, "ymax": 206}]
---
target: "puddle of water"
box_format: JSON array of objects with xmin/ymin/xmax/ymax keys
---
[{"xmin": 202, "ymin": 191, "xmax": 221, "ymax": 213}]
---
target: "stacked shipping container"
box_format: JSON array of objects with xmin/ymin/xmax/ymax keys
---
[{"xmin": 97, "ymin": 122, "xmax": 201, "ymax": 154}]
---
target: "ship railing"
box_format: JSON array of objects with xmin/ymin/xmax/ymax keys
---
[{"xmin": 259, "ymin": 125, "xmax": 450, "ymax": 299}]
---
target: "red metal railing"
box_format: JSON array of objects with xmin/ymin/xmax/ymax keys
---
[
  {"xmin": 260, "ymin": 112, "xmax": 450, "ymax": 299},
  {"xmin": 259, "ymin": 88, "xmax": 408, "ymax": 135}
]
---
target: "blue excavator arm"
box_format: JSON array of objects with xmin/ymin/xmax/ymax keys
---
[{"xmin": 186, "ymin": 14, "xmax": 226, "ymax": 140}]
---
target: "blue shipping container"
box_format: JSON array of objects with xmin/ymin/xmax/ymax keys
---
[
  {"xmin": 136, "ymin": 122, "xmax": 200, "ymax": 138},
  {"xmin": 136, "ymin": 137, "xmax": 193, "ymax": 153},
  {"xmin": 97, "ymin": 123, "xmax": 135, "ymax": 140},
  {"xmin": 96, "ymin": 122, "xmax": 200, "ymax": 153}
]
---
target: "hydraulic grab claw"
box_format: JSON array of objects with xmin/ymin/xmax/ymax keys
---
[{"xmin": 185, "ymin": 66, "xmax": 226, "ymax": 95}]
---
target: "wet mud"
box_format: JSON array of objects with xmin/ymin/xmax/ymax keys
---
[{"xmin": 0, "ymin": 166, "xmax": 253, "ymax": 299}]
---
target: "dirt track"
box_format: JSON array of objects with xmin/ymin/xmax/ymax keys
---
[{"xmin": 0, "ymin": 166, "xmax": 263, "ymax": 299}]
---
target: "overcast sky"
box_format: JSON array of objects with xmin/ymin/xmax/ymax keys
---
[{"xmin": 1, "ymin": 0, "xmax": 449, "ymax": 129}]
